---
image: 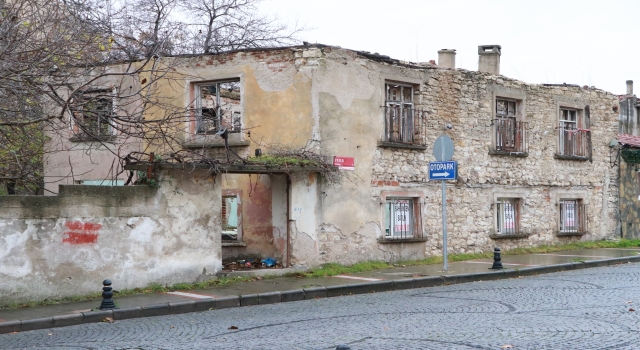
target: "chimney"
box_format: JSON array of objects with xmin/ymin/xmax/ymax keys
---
[
  {"xmin": 437, "ymin": 49, "xmax": 456, "ymax": 69},
  {"xmin": 478, "ymin": 45, "xmax": 501, "ymax": 75},
  {"xmin": 627, "ymin": 80, "xmax": 634, "ymax": 95}
]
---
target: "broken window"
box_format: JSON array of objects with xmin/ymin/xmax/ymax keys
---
[
  {"xmin": 194, "ymin": 80, "xmax": 242, "ymax": 134},
  {"xmin": 558, "ymin": 107, "xmax": 590, "ymax": 157},
  {"xmin": 383, "ymin": 198, "xmax": 423, "ymax": 239},
  {"xmin": 496, "ymin": 198, "xmax": 520, "ymax": 235},
  {"xmin": 221, "ymin": 192, "xmax": 241, "ymax": 242},
  {"xmin": 70, "ymin": 88, "xmax": 116, "ymax": 137},
  {"xmin": 384, "ymin": 82, "xmax": 418, "ymax": 144},
  {"xmin": 493, "ymin": 98, "xmax": 528, "ymax": 153},
  {"xmin": 559, "ymin": 199, "xmax": 587, "ymax": 234}
]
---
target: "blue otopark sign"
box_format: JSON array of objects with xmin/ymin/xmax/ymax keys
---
[{"xmin": 428, "ymin": 161, "xmax": 457, "ymax": 180}]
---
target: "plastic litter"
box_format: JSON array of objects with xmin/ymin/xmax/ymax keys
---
[{"xmin": 262, "ymin": 257, "xmax": 277, "ymax": 268}]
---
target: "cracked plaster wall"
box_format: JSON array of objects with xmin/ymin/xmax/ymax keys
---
[{"xmin": 0, "ymin": 169, "xmax": 221, "ymax": 305}]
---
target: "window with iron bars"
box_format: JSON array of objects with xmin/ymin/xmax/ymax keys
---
[
  {"xmin": 492, "ymin": 98, "xmax": 528, "ymax": 153},
  {"xmin": 383, "ymin": 83, "xmax": 426, "ymax": 146},
  {"xmin": 496, "ymin": 198, "xmax": 520, "ymax": 235},
  {"xmin": 559, "ymin": 199, "xmax": 587, "ymax": 234},
  {"xmin": 558, "ymin": 108, "xmax": 590, "ymax": 158},
  {"xmin": 383, "ymin": 198, "xmax": 424, "ymax": 240},
  {"xmin": 70, "ymin": 88, "xmax": 116, "ymax": 137},
  {"xmin": 194, "ymin": 80, "xmax": 242, "ymax": 134}
]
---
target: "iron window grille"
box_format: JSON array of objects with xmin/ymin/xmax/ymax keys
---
[
  {"xmin": 383, "ymin": 83, "xmax": 427, "ymax": 146},
  {"xmin": 384, "ymin": 198, "xmax": 424, "ymax": 240},
  {"xmin": 496, "ymin": 198, "xmax": 520, "ymax": 235},
  {"xmin": 493, "ymin": 98, "xmax": 528, "ymax": 153},
  {"xmin": 195, "ymin": 80, "xmax": 242, "ymax": 134},
  {"xmin": 559, "ymin": 200, "xmax": 587, "ymax": 234},
  {"xmin": 558, "ymin": 108, "xmax": 590, "ymax": 157},
  {"xmin": 70, "ymin": 88, "xmax": 116, "ymax": 137}
]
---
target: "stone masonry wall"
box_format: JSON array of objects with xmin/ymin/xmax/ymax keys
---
[
  {"xmin": 620, "ymin": 158, "xmax": 640, "ymax": 238},
  {"xmin": 371, "ymin": 68, "xmax": 620, "ymax": 255}
]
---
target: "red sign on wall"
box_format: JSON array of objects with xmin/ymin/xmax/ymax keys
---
[
  {"xmin": 63, "ymin": 221, "xmax": 101, "ymax": 244},
  {"xmin": 333, "ymin": 156, "xmax": 355, "ymax": 170}
]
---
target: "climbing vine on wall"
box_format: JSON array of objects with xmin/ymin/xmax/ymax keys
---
[{"xmin": 621, "ymin": 148, "xmax": 640, "ymax": 165}]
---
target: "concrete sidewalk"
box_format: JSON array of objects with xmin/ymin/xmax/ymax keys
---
[{"xmin": 2, "ymin": 247, "xmax": 640, "ymax": 334}]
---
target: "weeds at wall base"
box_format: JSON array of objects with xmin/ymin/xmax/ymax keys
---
[{"xmin": 2, "ymin": 239, "xmax": 640, "ymax": 309}]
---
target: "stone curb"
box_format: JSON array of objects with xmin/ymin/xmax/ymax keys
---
[{"xmin": 2, "ymin": 255, "xmax": 639, "ymax": 335}]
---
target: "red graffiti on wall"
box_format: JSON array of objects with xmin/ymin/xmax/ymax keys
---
[{"xmin": 63, "ymin": 221, "xmax": 101, "ymax": 244}]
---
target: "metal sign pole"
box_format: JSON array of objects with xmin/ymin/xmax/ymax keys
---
[
  {"xmin": 432, "ymin": 135, "xmax": 454, "ymax": 273},
  {"xmin": 442, "ymin": 180, "xmax": 447, "ymax": 272}
]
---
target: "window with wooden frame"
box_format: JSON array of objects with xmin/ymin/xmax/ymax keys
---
[
  {"xmin": 496, "ymin": 197, "xmax": 521, "ymax": 235},
  {"xmin": 558, "ymin": 199, "xmax": 587, "ymax": 235},
  {"xmin": 383, "ymin": 197, "xmax": 424, "ymax": 240},
  {"xmin": 557, "ymin": 105, "xmax": 591, "ymax": 159},
  {"xmin": 492, "ymin": 97, "xmax": 528, "ymax": 154},
  {"xmin": 193, "ymin": 80, "xmax": 242, "ymax": 135},
  {"xmin": 382, "ymin": 82, "xmax": 427, "ymax": 147},
  {"xmin": 70, "ymin": 88, "xmax": 116, "ymax": 138}
]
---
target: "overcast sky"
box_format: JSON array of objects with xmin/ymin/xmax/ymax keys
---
[{"xmin": 259, "ymin": 0, "xmax": 638, "ymax": 95}]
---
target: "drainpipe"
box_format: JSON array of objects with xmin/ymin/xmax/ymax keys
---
[{"xmin": 286, "ymin": 174, "xmax": 291, "ymax": 267}]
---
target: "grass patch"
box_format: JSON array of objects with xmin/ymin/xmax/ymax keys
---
[
  {"xmin": 4, "ymin": 239, "xmax": 640, "ymax": 310},
  {"xmin": 247, "ymin": 155, "xmax": 320, "ymax": 167}
]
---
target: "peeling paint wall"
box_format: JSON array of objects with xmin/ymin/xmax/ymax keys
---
[
  {"xmin": 220, "ymin": 174, "xmax": 287, "ymax": 262},
  {"xmin": 43, "ymin": 63, "xmax": 144, "ymax": 195},
  {"xmin": 0, "ymin": 169, "xmax": 221, "ymax": 305}
]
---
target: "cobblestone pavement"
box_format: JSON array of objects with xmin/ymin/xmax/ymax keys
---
[{"xmin": 4, "ymin": 263, "xmax": 640, "ymax": 350}]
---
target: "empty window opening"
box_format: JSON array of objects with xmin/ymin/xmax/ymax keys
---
[
  {"xmin": 222, "ymin": 195, "xmax": 239, "ymax": 241},
  {"xmin": 195, "ymin": 80, "xmax": 241, "ymax": 134},
  {"xmin": 70, "ymin": 88, "xmax": 116, "ymax": 137}
]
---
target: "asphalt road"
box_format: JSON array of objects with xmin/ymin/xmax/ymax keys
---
[{"xmin": 3, "ymin": 263, "xmax": 640, "ymax": 350}]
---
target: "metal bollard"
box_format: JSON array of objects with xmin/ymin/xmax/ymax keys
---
[
  {"xmin": 336, "ymin": 345, "xmax": 351, "ymax": 350},
  {"xmin": 490, "ymin": 247, "xmax": 503, "ymax": 270},
  {"xmin": 98, "ymin": 279, "xmax": 116, "ymax": 310}
]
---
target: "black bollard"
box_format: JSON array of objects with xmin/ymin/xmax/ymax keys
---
[
  {"xmin": 490, "ymin": 247, "xmax": 503, "ymax": 270},
  {"xmin": 99, "ymin": 279, "xmax": 116, "ymax": 310},
  {"xmin": 336, "ymin": 345, "xmax": 351, "ymax": 350}
]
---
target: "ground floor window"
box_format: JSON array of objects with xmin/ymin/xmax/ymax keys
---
[
  {"xmin": 559, "ymin": 199, "xmax": 587, "ymax": 234},
  {"xmin": 496, "ymin": 197, "xmax": 520, "ymax": 234},
  {"xmin": 384, "ymin": 198, "xmax": 423, "ymax": 239}
]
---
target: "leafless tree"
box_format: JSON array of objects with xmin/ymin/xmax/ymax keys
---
[
  {"xmin": 183, "ymin": 0, "xmax": 303, "ymax": 54},
  {"xmin": 0, "ymin": 0, "xmax": 303, "ymax": 193}
]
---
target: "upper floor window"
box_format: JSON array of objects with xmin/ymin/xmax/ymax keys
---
[
  {"xmin": 70, "ymin": 88, "xmax": 116, "ymax": 138},
  {"xmin": 382, "ymin": 82, "xmax": 426, "ymax": 147},
  {"xmin": 491, "ymin": 97, "xmax": 528, "ymax": 154},
  {"xmin": 557, "ymin": 106, "xmax": 591, "ymax": 159},
  {"xmin": 194, "ymin": 80, "xmax": 242, "ymax": 134}
]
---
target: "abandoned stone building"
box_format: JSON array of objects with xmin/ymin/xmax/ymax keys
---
[{"xmin": 0, "ymin": 43, "xmax": 622, "ymax": 303}]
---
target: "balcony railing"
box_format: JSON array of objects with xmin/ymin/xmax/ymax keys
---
[
  {"xmin": 492, "ymin": 118, "xmax": 528, "ymax": 153},
  {"xmin": 383, "ymin": 106, "xmax": 427, "ymax": 146},
  {"xmin": 558, "ymin": 126, "xmax": 590, "ymax": 158}
]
